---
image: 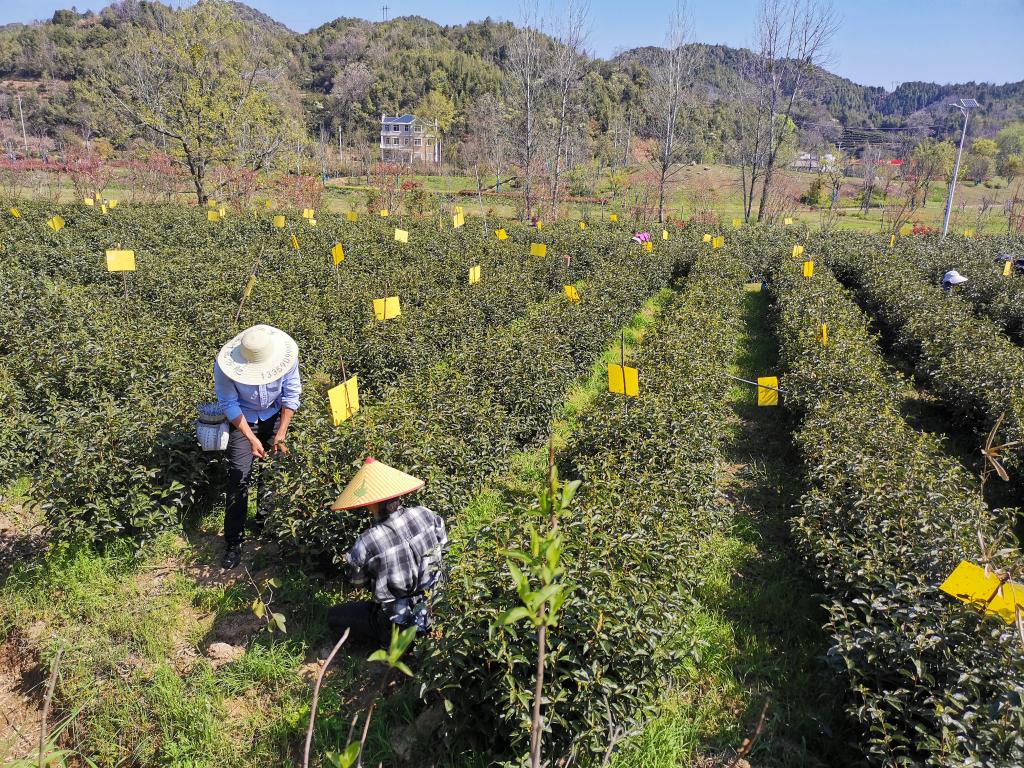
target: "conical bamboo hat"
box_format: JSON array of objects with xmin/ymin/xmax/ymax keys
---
[{"xmin": 331, "ymin": 457, "xmax": 424, "ymax": 511}]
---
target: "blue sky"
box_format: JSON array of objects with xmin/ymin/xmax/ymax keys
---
[{"xmin": 4, "ymin": 0, "xmax": 1023, "ymax": 88}]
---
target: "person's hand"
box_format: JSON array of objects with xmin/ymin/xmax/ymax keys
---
[
  {"xmin": 250, "ymin": 436, "xmax": 267, "ymax": 459},
  {"xmin": 271, "ymin": 432, "xmax": 289, "ymax": 456}
]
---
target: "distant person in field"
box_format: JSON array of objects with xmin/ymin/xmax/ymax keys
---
[
  {"xmin": 327, "ymin": 459, "xmax": 448, "ymax": 646},
  {"xmin": 213, "ymin": 324, "xmax": 301, "ymax": 570},
  {"xmin": 631, "ymin": 231, "xmax": 652, "ymax": 244},
  {"xmin": 941, "ymin": 270, "xmax": 968, "ymax": 292}
]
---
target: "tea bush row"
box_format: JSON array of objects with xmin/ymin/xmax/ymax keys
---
[
  {"xmin": 421, "ymin": 245, "xmax": 747, "ymax": 762},
  {"xmin": 769, "ymin": 255, "xmax": 1024, "ymax": 766}
]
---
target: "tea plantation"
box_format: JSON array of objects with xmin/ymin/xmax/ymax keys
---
[{"xmin": 1, "ymin": 203, "xmax": 1022, "ymax": 766}]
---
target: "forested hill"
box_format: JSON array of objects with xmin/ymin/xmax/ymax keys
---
[{"xmin": 1, "ymin": 1, "xmax": 1021, "ymax": 154}]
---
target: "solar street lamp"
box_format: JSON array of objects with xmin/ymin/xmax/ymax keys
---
[{"xmin": 941, "ymin": 98, "xmax": 979, "ymax": 238}]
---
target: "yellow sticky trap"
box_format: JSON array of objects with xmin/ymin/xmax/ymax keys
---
[
  {"xmin": 536, "ymin": 220, "xmax": 543, "ymax": 231},
  {"xmin": 940, "ymin": 561, "xmax": 1024, "ymax": 624},
  {"xmin": 46, "ymin": 216, "xmax": 64, "ymax": 232},
  {"xmin": 732, "ymin": 218, "xmax": 742, "ymax": 228},
  {"xmin": 105, "ymin": 249, "xmax": 136, "ymax": 272},
  {"xmin": 468, "ymin": 265, "xmax": 481, "ymax": 285},
  {"xmin": 208, "ymin": 210, "xmax": 221, "ymax": 222},
  {"xmin": 822, "ymin": 323, "xmax": 828, "ymax": 347},
  {"xmin": 302, "ymin": 208, "xmax": 314, "ymax": 220},
  {"xmin": 889, "ymin": 234, "xmax": 896, "ymax": 249},
  {"xmin": 373, "ymin": 296, "xmax": 401, "ymax": 321},
  {"xmin": 108, "ymin": 199, "xmax": 117, "ymax": 209},
  {"xmin": 757, "ymin": 376, "xmax": 779, "ymax": 406},
  {"xmin": 328, "ymin": 375, "xmax": 360, "ymax": 425},
  {"xmin": 264, "ymin": 199, "xmax": 272, "ymax": 209},
  {"xmin": 10, "ymin": 207, "xmax": 20, "ymax": 218},
  {"xmin": 100, "ymin": 204, "xmax": 107, "ymax": 215},
  {"xmin": 579, "ymin": 221, "xmax": 587, "ymax": 230},
  {"xmin": 662, "ymin": 229, "xmax": 669, "ymax": 241},
  {"xmin": 792, "ymin": 245, "xmax": 805, "ymax": 258},
  {"xmin": 608, "ymin": 364, "xmax": 639, "ymax": 397},
  {"xmin": 784, "ymin": 217, "xmax": 793, "ymax": 225},
  {"xmin": 218, "ymin": 206, "xmax": 226, "ymax": 219},
  {"xmin": 1004, "ymin": 260, "xmax": 1012, "ymax": 277},
  {"xmin": 332, "ymin": 243, "xmax": 345, "ymax": 265},
  {"xmin": 712, "ymin": 236, "xmax": 725, "ymax": 249},
  {"xmin": 744, "ymin": 282, "xmax": 762, "ymax": 293},
  {"xmin": 803, "ymin": 261, "xmax": 814, "ymax": 278},
  {"xmin": 83, "ymin": 197, "xmax": 94, "ymax": 207},
  {"xmin": 394, "ymin": 228, "xmax": 409, "ymax": 243},
  {"xmin": 454, "ymin": 205, "xmax": 464, "ymax": 216},
  {"xmin": 94, "ymin": 192, "xmax": 101, "ymax": 201},
  {"xmin": 290, "ymin": 233, "xmax": 300, "ymax": 251},
  {"xmin": 273, "ymin": 215, "xmax": 285, "ymax": 228},
  {"xmin": 564, "ymin": 285, "xmax": 580, "ymax": 303},
  {"xmin": 899, "ymin": 223, "xmax": 912, "ymax": 236},
  {"xmin": 453, "ymin": 212, "xmax": 464, "ymax": 229},
  {"xmin": 207, "ymin": 199, "xmax": 217, "ymax": 209},
  {"xmin": 609, "ymin": 214, "xmax": 618, "ymax": 222},
  {"xmin": 379, "ymin": 209, "xmax": 389, "ymax": 217},
  {"xmin": 642, "ymin": 241, "xmax": 653, "ymax": 252},
  {"xmin": 243, "ymin": 275, "xmax": 256, "ymax": 300},
  {"xmin": 530, "ymin": 243, "xmax": 547, "ymax": 257},
  {"xmin": 346, "ymin": 211, "xmax": 358, "ymax": 222},
  {"xmin": 963, "ymin": 228, "xmax": 974, "ymax": 237},
  {"xmin": 496, "ymin": 228, "xmax": 508, "ymax": 240},
  {"xmin": 702, "ymin": 233, "xmax": 712, "ymax": 243}
]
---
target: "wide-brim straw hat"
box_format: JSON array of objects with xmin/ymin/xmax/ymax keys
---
[
  {"xmin": 944, "ymin": 270, "xmax": 968, "ymax": 285},
  {"xmin": 217, "ymin": 324, "xmax": 298, "ymax": 386},
  {"xmin": 332, "ymin": 457, "xmax": 425, "ymax": 511}
]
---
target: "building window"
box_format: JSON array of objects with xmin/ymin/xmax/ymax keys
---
[
  {"xmin": 403, "ymin": 125, "xmax": 410, "ymax": 131},
  {"xmin": 414, "ymin": 138, "xmax": 421, "ymax": 146}
]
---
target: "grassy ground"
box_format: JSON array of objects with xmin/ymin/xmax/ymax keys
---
[{"xmin": 611, "ymin": 290, "xmax": 860, "ymax": 767}]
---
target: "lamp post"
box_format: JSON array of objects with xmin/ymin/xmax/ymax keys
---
[{"xmin": 941, "ymin": 98, "xmax": 979, "ymax": 238}]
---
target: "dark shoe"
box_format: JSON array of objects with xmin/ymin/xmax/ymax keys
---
[
  {"xmin": 249, "ymin": 514, "xmax": 267, "ymax": 535},
  {"xmin": 221, "ymin": 544, "xmax": 242, "ymax": 570}
]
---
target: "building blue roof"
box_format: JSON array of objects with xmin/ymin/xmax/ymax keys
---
[{"xmin": 382, "ymin": 114, "xmax": 415, "ymax": 124}]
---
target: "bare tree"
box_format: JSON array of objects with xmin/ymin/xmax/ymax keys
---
[
  {"xmin": 742, "ymin": 0, "xmax": 838, "ymax": 222},
  {"xmin": 860, "ymin": 143, "xmax": 882, "ymax": 213},
  {"xmin": 506, "ymin": 4, "xmax": 547, "ymax": 220},
  {"xmin": 464, "ymin": 93, "xmax": 509, "ymax": 229},
  {"xmin": 547, "ymin": 0, "xmax": 589, "ymax": 219},
  {"xmin": 646, "ymin": 3, "xmax": 692, "ymax": 223}
]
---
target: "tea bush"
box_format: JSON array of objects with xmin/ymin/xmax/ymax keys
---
[
  {"xmin": 421, "ymin": 247, "xmax": 747, "ymax": 761},
  {"xmin": 768, "ymin": 254, "xmax": 1024, "ymax": 766}
]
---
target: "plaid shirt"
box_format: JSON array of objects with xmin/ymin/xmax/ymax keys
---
[{"xmin": 344, "ymin": 505, "xmax": 448, "ymax": 604}]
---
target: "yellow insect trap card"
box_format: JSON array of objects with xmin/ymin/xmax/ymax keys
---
[
  {"xmin": 757, "ymin": 376, "xmax": 779, "ymax": 407},
  {"xmin": 346, "ymin": 211, "xmax": 358, "ymax": 222},
  {"xmin": 242, "ymin": 275, "xmax": 256, "ymax": 300},
  {"xmin": 1004, "ymin": 260, "xmax": 1013, "ymax": 277},
  {"xmin": 290, "ymin": 233, "xmax": 300, "ymax": 251},
  {"xmin": 496, "ymin": 228, "xmax": 508, "ymax": 240},
  {"xmin": 564, "ymin": 285, "xmax": 581, "ymax": 303},
  {"xmin": 302, "ymin": 208, "xmax": 314, "ymax": 220},
  {"xmin": 453, "ymin": 212, "xmax": 465, "ymax": 229},
  {"xmin": 46, "ymin": 215, "xmax": 65, "ymax": 232},
  {"xmin": 662, "ymin": 229, "xmax": 669, "ymax": 241},
  {"xmin": 332, "ymin": 243, "xmax": 345, "ymax": 265},
  {"xmin": 579, "ymin": 221, "xmax": 587, "ymax": 230},
  {"xmin": 328, "ymin": 375, "xmax": 360, "ymax": 426},
  {"xmin": 608, "ymin": 364, "xmax": 639, "ymax": 397},
  {"xmin": 105, "ymin": 249, "xmax": 136, "ymax": 272},
  {"xmin": 940, "ymin": 561, "xmax": 1024, "ymax": 624},
  {"xmin": 394, "ymin": 228, "xmax": 409, "ymax": 243},
  {"xmin": 535, "ymin": 220, "xmax": 543, "ymax": 231},
  {"xmin": 609, "ymin": 214, "xmax": 618, "ymax": 222},
  {"xmin": 530, "ymin": 243, "xmax": 547, "ymax": 257},
  {"xmin": 703, "ymin": 233, "xmax": 712, "ymax": 243},
  {"xmin": 732, "ymin": 218, "xmax": 742, "ymax": 228},
  {"xmin": 784, "ymin": 217, "xmax": 793, "ymax": 225},
  {"xmin": 468, "ymin": 265, "xmax": 481, "ymax": 285},
  {"xmin": 373, "ymin": 296, "xmax": 401, "ymax": 321},
  {"xmin": 207, "ymin": 210, "xmax": 221, "ymax": 222},
  {"xmin": 803, "ymin": 261, "xmax": 814, "ymax": 278},
  {"xmin": 712, "ymin": 236, "xmax": 725, "ymax": 249},
  {"xmin": 83, "ymin": 197, "xmax": 94, "ymax": 207},
  {"xmin": 822, "ymin": 323, "xmax": 828, "ymax": 347},
  {"xmin": 273, "ymin": 215, "xmax": 285, "ymax": 228},
  {"xmin": 10, "ymin": 207, "xmax": 20, "ymax": 218},
  {"xmin": 792, "ymin": 244, "xmax": 805, "ymax": 258},
  {"xmin": 379, "ymin": 209, "xmax": 390, "ymax": 217},
  {"xmin": 743, "ymin": 282, "xmax": 762, "ymax": 293}
]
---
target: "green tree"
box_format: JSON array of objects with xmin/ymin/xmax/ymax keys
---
[
  {"xmin": 996, "ymin": 122, "xmax": 1024, "ymax": 177},
  {"xmin": 1003, "ymin": 154, "xmax": 1024, "ymax": 184},
  {"xmin": 971, "ymin": 137, "xmax": 998, "ymax": 159},
  {"xmin": 98, "ymin": 0, "xmax": 301, "ymax": 204},
  {"xmin": 414, "ymin": 90, "xmax": 456, "ymax": 135}
]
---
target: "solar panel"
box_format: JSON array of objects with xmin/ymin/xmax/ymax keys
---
[{"xmin": 961, "ymin": 98, "xmax": 979, "ymax": 108}]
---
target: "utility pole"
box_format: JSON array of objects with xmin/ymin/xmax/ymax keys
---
[
  {"xmin": 338, "ymin": 125, "xmax": 343, "ymax": 165},
  {"xmin": 381, "ymin": 4, "xmax": 389, "ymax": 21},
  {"xmin": 16, "ymin": 94, "xmax": 28, "ymax": 156},
  {"xmin": 941, "ymin": 98, "xmax": 978, "ymax": 238}
]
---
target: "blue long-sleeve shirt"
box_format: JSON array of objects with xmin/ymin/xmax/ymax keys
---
[{"xmin": 214, "ymin": 360, "xmax": 302, "ymax": 424}]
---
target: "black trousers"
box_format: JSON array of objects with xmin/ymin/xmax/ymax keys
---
[
  {"xmin": 327, "ymin": 601, "xmax": 393, "ymax": 647},
  {"xmin": 224, "ymin": 412, "xmax": 279, "ymax": 547}
]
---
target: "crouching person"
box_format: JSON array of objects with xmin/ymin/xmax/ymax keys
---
[{"xmin": 327, "ymin": 458, "xmax": 448, "ymax": 646}]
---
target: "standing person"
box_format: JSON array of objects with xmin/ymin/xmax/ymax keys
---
[
  {"xmin": 327, "ymin": 458, "xmax": 448, "ymax": 646},
  {"xmin": 941, "ymin": 270, "xmax": 968, "ymax": 292},
  {"xmin": 214, "ymin": 324, "xmax": 301, "ymax": 569}
]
